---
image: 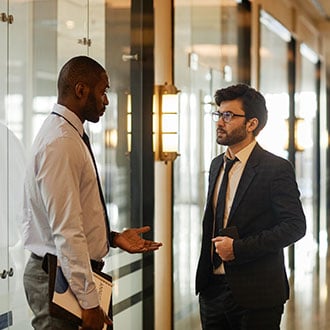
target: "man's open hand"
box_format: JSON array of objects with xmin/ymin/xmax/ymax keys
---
[{"xmin": 114, "ymin": 226, "xmax": 163, "ymax": 253}]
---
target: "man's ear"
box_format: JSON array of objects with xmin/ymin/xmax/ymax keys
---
[
  {"xmin": 75, "ymin": 82, "xmax": 89, "ymax": 99},
  {"xmin": 247, "ymin": 118, "xmax": 259, "ymax": 133}
]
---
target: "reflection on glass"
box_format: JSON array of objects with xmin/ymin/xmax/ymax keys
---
[
  {"xmin": 294, "ymin": 47, "xmax": 318, "ymax": 278},
  {"xmin": 258, "ymin": 11, "xmax": 289, "ymax": 157},
  {"xmin": 257, "ymin": 92, "xmax": 289, "ymax": 158},
  {"xmin": 173, "ymin": 1, "xmax": 240, "ymax": 328}
]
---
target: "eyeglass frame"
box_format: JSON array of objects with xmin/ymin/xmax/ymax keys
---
[{"xmin": 211, "ymin": 110, "xmax": 246, "ymax": 123}]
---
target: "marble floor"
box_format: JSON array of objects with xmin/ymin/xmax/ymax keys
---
[
  {"xmin": 177, "ymin": 236, "xmax": 330, "ymax": 330},
  {"xmin": 280, "ymin": 246, "xmax": 330, "ymax": 330}
]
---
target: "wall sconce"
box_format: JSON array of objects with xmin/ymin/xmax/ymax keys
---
[
  {"xmin": 126, "ymin": 84, "xmax": 180, "ymax": 162},
  {"xmin": 284, "ymin": 117, "xmax": 305, "ymax": 152},
  {"xmin": 294, "ymin": 117, "xmax": 306, "ymax": 152},
  {"xmin": 153, "ymin": 84, "xmax": 180, "ymax": 163},
  {"xmin": 127, "ymin": 93, "xmax": 132, "ymax": 153},
  {"xmin": 105, "ymin": 128, "xmax": 118, "ymax": 149}
]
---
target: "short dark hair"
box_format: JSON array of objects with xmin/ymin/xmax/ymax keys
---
[
  {"xmin": 214, "ymin": 83, "xmax": 268, "ymax": 136},
  {"xmin": 57, "ymin": 56, "xmax": 106, "ymax": 98}
]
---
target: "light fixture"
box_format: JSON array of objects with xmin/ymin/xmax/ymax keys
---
[
  {"xmin": 284, "ymin": 117, "xmax": 306, "ymax": 152},
  {"xmin": 105, "ymin": 128, "xmax": 118, "ymax": 149},
  {"xmin": 126, "ymin": 84, "xmax": 180, "ymax": 162},
  {"xmin": 153, "ymin": 83, "xmax": 180, "ymax": 163},
  {"xmin": 294, "ymin": 117, "xmax": 306, "ymax": 152},
  {"xmin": 127, "ymin": 93, "xmax": 132, "ymax": 153}
]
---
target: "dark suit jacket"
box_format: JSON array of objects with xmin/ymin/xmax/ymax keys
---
[{"xmin": 195, "ymin": 143, "xmax": 306, "ymax": 308}]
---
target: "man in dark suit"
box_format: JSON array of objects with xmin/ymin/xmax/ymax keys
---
[{"xmin": 195, "ymin": 84, "xmax": 306, "ymax": 330}]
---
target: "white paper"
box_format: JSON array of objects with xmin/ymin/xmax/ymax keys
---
[{"xmin": 53, "ymin": 267, "xmax": 112, "ymax": 330}]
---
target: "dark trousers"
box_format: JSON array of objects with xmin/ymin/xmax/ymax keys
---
[{"xmin": 199, "ymin": 275, "xmax": 283, "ymax": 330}]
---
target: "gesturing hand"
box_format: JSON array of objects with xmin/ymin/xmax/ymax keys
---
[{"xmin": 114, "ymin": 226, "xmax": 163, "ymax": 253}]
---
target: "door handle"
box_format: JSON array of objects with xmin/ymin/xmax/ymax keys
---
[
  {"xmin": 0, "ymin": 13, "xmax": 13, "ymax": 24},
  {"xmin": 7, "ymin": 14, "xmax": 13, "ymax": 24},
  {"xmin": 1, "ymin": 12, "xmax": 7, "ymax": 22},
  {"xmin": 122, "ymin": 54, "xmax": 138, "ymax": 62},
  {"xmin": 1, "ymin": 268, "xmax": 14, "ymax": 279}
]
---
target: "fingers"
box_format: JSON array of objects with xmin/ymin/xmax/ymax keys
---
[
  {"xmin": 145, "ymin": 244, "xmax": 162, "ymax": 251},
  {"xmin": 132, "ymin": 241, "xmax": 162, "ymax": 253},
  {"xmin": 212, "ymin": 236, "xmax": 225, "ymax": 243},
  {"xmin": 103, "ymin": 312, "xmax": 113, "ymax": 326},
  {"xmin": 145, "ymin": 240, "xmax": 163, "ymax": 248},
  {"xmin": 135, "ymin": 226, "xmax": 151, "ymax": 234}
]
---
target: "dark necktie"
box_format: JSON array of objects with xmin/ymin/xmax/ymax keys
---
[
  {"xmin": 82, "ymin": 132, "xmax": 111, "ymax": 245},
  {"xmin": 213, "ymin": 157, "xmax": 238, "ymax": 268}
]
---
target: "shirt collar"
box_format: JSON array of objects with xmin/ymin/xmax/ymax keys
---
[
  {"xmin": 52, "ymin": 104, "xmax": 84, "ymax": 137},
  {"xmin": 225, "ymin": 140, "xmax": 257, "ymax": 165}
]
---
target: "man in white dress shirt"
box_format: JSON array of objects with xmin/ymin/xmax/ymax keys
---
[{"xmin": 22, "ymin": 56, "xmax": 162, "ymax": 330}]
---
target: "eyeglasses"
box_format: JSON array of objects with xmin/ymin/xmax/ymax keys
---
[{"xmin": 211, "ymin": 111, "xmax": 246, "ymax": 123}]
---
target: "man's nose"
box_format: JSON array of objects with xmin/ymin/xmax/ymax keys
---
[
  {"xmin": 216, "ymin": 116, "xmax": 225, "ymax": 125},
  {"xmin": 104, "ymin": 94, "xmax": 109, "ymax": 105}
]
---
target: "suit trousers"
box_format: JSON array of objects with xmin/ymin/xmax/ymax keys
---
[
  {"xmin": 23, "ymin": 255, "xmax": 78, "ymax": 330},
  {"xmin": 198, "ymin": 275, "xmax": 284, "ymax": 330}
]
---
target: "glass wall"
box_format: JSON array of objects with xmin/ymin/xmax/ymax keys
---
[
  {"xmin": 0, "ymin": 1, "xmax": 150, "ymax": 328},
  {"xmin": 173, "ymin": 1, "xmax": 245, "ymax": 328},
  {"xmin": 283, "ymin": 44, "xmax": 321, "ymax": 330},
  {"xmin": 0, "ymin": 0, "xmax": 32, "ymax": 328},
  {"xmin": 258, "ymin": 8, "xmax": 323, "ymax": 329},
  {"xmin": 257, "ymin": 10, "xmax": 290, "ymax": 159}
]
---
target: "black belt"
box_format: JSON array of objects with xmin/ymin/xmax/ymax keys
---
[
  {"xmin": 31, "ymin": 253, "xmax": 104, "ymax": 272},
  {"xmin": 90, "ymin": 259, "xmax": 105, "ymax": 272}
]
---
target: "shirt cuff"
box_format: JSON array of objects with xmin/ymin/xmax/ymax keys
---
[
  {"xmin": 110, "ymin": 231, "xmax": 120, "ymax": 248},
  {"xmin": 77, "ymin": 288, "xmax": 100, "ymax": 310}
]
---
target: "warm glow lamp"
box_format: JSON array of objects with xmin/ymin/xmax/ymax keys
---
[
  {"xmin": 126, "ymin": 84, "xmax": 180, "ymax": 162},
  {"xmin": 154, "ymin": 84, "xmax": 180, "ymax": 162}
]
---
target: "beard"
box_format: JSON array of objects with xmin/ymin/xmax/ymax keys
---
[
  {"xmin": 83, "ymin": 93, "xmax": 104, "ymax": 123},
  {"xmin": 216, "ymin": 124, "xmax": 248, "ymax": 146}
]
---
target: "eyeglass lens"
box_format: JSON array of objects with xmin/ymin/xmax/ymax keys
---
[{"xmin": 212, "ymin": 112, "xmax": 232, "ymax": 122}]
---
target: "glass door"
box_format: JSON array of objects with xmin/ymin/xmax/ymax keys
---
[
  {"xmin": 57, "ymin": 0, "xmax": 89, "ymax": 68},
  {"xmin": 294, "ymin": 44, "xmax": 319, "ymax": 269},
  {"xmin": 102, "ymin": 2, "xmax": 138, "ymax": 328},
  {"xmin": 287, "ymin": 45, "xmax": 320, "ymax": 330},
  {"xmin": 103, "ymin": 1, "xmax": 155, "ymax": 328},
  {"xmin": 257, "ymin": 10, "xmax": 291, "ymax": 159},
  {"xmin": 0, "ymin": 0, "xmax": 32, "ymax": 328},
  {"xmin": 7, "ymin": 1, "xmax": 31, "ymax": 328},
  {"xmin": 0, "ymin": 0, "xmax": 10, "ymax": 315},
  {"xmin": 257, "ymin": 9, "xmax": 292, "ymax": 290},
  {"xmin": 173, "ymin": 1, "xmax": 242, "ymax": 328},
  {"xmin": 0, "ymin": 2, "xmax": 9, "ymax": 322},
  {"xmin": 0, "ymin": 0, "xmax": 154, "ymax": 328}
]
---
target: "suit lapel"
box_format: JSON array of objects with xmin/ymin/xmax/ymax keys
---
[
  {"xmin": 207, "ymin": 155, "xmax": 224, "ymax": 205},
  {"xmin": 227, "ymin": 144, "xmax": 262, "ymax": 226}
]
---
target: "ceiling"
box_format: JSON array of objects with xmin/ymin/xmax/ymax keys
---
[
  {"xmin": 289, "ymin": 0, "xmax": 330, "ymax": 22},
  {"xmin": 292, "ymin": 0, "xmax": 330, "ymax": 73},
  {"xmin": 310, "ymin": 0, "xmax": 330, "ymax": 20}
]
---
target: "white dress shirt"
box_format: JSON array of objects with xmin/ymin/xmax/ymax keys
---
[
  {"xmin": 213, "ymin": 140, "xmax": 257, "ymax": 274},
  {"xmin": 22, "ymin": 104, "xmax": 108, "ymax": 309}
]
